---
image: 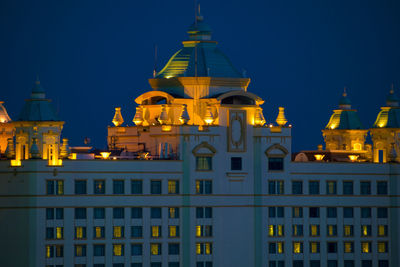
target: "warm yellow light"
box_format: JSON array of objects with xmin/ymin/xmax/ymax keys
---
[
  {"xmin": 169, "ymin": 207, "xmax": 177, "ymax": 218},
  {"xmin": 151, "ymin": 244, "xmax": 159, "ymax": 255},
  {"xmin": 46, "ymin": 245, "xmax": 52, "ymax": 258},
  {"xmin": 361, "ymin": 242, "xmax": 370, "ymax": 253},
  {"xmin": 330, "ymin": 124, "xmax": 337, "ymax": 130},
  {"xmin": 161, "ymin": 125, "xmax": 172, "ymax": 131},
  {"xmin": 169, "ymin": 226, "xmax": 177, "ymax": 237},
  {"xmin": 151, "ymin": 226, "xmax": 160, "ymax": 238},
  {"xmin": 314, "ymin": 154, "xmax": 325, "ymax": 161},
  {"xmin": 277, "ymin": 242, "xmax": 284, "ymax": 253},
  {"xmin": 344, "ymin": 225, "xmax": 352, "ymax": 236},
  {"xmin": 328, "ymin": 225, "xmax": 335, "ymax": 236},
  {"xmin": 310, "ymin": 242, "xmax": 318, "ymax": 253},
  {"xmin": 268, "ymin": 225, "xmax": 274, "ymax": 236},
  {"xmin": 362, "ymin": 225, "xmax": 369, "ymax": 236},
  {"xmin": 10, "ymin": 159, "xmax": 21, "ymax": 166},
  {"xmin": 69, "ymin": 153, "xmax": 77, "ymax": 160},
  {"xmin": 204, "ymin": 118, "xmax": 214, "ymax": 124},
  {"xmin": 95, "ymin": 227, "xmax": 102, "ymax": 238},
  {"xmin": 49, "ymin": 159, "xmax": 63, "ymax": 166},
  {"xmin": 205, "ymin": 243, "xmax": 211, "ymax": 254},
  {"xmin": 277, "ymin": 225, "xmax": 284, "ymax": 236},
  {"xmin": 310, "ymin": 225, "xmax": 318, "ymax": 236},
  {"xmin": 113, "ymin": 244, "xmax": 123, "ymax": 256},
  {"xmin": 76, "ymin": 227, "xmax": 84, "ymax": 239},
  {"xmin": 196, "ymin": 243, "xmax": 201, "ymax": 254},
  {"xmin": 293, "ymin": 242, "xmax": 301, "ymax": 253},
  {"xmin": 56, "ymin": 227, "xmax": 63, "ymax": 239},
  {"xmin": 344, "ymin": 242, "xmax": 353, "ymax": 253},
  {"xmin": 378, "ymin": 242, "xmax": 387, "ymax": 253},
  {"xmin": 196, "ymin": 225, "xmax": 201, "ymax": 237},
  {"xmin": 113, "ymin": 226, "xmax": 122, "ymax": 238},
  {"xmin": 378, "ymin": 225, "xmax": 386, "ymax": 236},
  {"xmin": 100, "ymin": 152, "xmax": 111, "ymax": 159},
  {"xmin": 196, "ymin": 181, "xmax": 201, "ymax": 193},
  {"xmin": 348, "ymin": 155, "xmax": 359, "ymax": 162}
]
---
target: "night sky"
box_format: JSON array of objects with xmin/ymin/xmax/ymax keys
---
[{"xmin": 1, "ymin": 0, "xmax": 400, "ymax": 152}]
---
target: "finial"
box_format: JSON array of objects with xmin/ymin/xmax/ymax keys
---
[
  {"xmin": 158, "ymin": 105, "xmax": 169, "ymax": 125},
  {"xmin": 179, "ymin": 104, "xmax": 190, "ymax": 125},
  {"xmin": 30, "ymin": 138, "xmax": 41, "ymax": 159},
  {"xmin": 112, "ymin": 107, "xmax": 124, "ymax": 127},
  {"xmin": 390, "ymin": 83, "xmax": 394, "ymax": 94},
  {"xmin": 254, "ymin": 107, "xmax": 266, "ymax": 126},
  {"xmin": 133, "ymin": 106, "xmax": 144, "ymax": 126},
  {"xmin": 342, "ymin": 87, "xmax": 347, "ymax": 97},
  {"xmin": 276, "ymin": 107, "xmax": 288, "ymax": 126},
  {"xmin": 203, "ymin": 105, "xmax": 214, "ymax": 125}
]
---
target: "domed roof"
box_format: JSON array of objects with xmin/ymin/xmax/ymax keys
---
[
  {"xmin": 155, "ymin": 16, "xmax": 242, "ymax": 79},
  {"xmin": 0, "ymin": 101, "xmax": 11, "ymax": 123},
  {"xmin": 373, "ymin": 86, "xmax": 400, "ymax": 128},
  {"xmin": 17, "ymin": 79, "xmax": 61, "ymax": 121}
]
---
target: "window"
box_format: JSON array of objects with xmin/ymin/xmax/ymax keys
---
[
  {"xmin": 360, "ymin": 181, "xmax": 371, "ymax": 195},
  {"xmin": 196, "ymin": 242, "xmax": 212, "ymax": 255},
  {"xmin": 327, "ymin": 242, "xmax": 337, "ymax": 253},
  {"xmin": 361, "ymin": 207, "xmax": 371, "ymax": 218},
  {"xmin": 292, "ymin": 207, "xmax": 303, "ymax": 218},
  {"xmin": 268, "ymin": 180, "xmax": 284, "ymax": 194},
  {"xmin": 131, "ymin": 226, "xmax": 143, "ymax": 238},
  {"xmin": 54, "ymin": 245, "xmax": 63, "ymax": 257},
  {"xmin": 94, "ymin": 180, "xmax": 105, "ymax": 194},
  {"xmin": 327, "ymin": 225, "xmax": 337, "ymax": 236},
  {"xmin": 196, "ymin": 225, "xmax": 213, "ymax": 237},
  {"xmin": 75, "ymin": 208, "xmax": 86, "ymax": 219},
  {"xmin": 46, "ymin": 208, "xmax": 54, "ymax": 220},
  {"xmin": 377, "ymin": 181, "xmax": 388, "ymax": 195},
  {"xmin": 75, "ymin": 226, "xmax": 86, "ymax": 239},
  {"xmin": 343, "ymin": 181, "xmax": 353, "ymax": 195},
  {"xmin": 196, "ymin": 263, "xmax": 213, "ymax": 267},
  {"xmin": 168, "ymin": 180, "xmax": 179, "ymax": 194},
  {"xmin": 131, "ymin": 180, "xmax": 143, "ymax": 194},
  {"xmin": 343, "ymin": 207, "xmax": 353, "ymax": 218},
  {"xmin": 268, "ymin": 242, "xmax": 284, "ymax": 254},
  {"xmin": 310, "ymin": 260, "xmax": 320, "ymax": 267},
  {"xmin": 94, "ymin": 226, "xmax": 105, "ymax": 239},
  {"xmin": 151, "ymin": 226, "xmax": 161, "ymax": 238},
  {"xmin": 268, "ymin": 225, "xmax": 284, "ymax": 237},
  {"xmin": 151, "ymin": 180, "xmax": 162, "ymax": 194},
  {"xmin": 131, "ymin": 243, "xmax": 142, "ymax": 256},
  {"xmin": 344, "ymin": 225, "xmax": 354, "ymax": 237},
  {"xmin": 310, "ymin": 242, "xmax": 320, "ymax": 253},
  {"xmin": 113, "ymin": 226, "xmax": 124, "ymax": 238},
  {"xmin": 344, "ymin": 260, "xmax": 355, "ymax": 267},
  {"xmin": 196, "ymin": 180, "xmax": 212, "ymax": 194},
  {"xmin": 56, "ymin": 208, "xmax": 63, "ymax": 219},
  {"xmin": 269, "ymin": 207, "xmax": 284, "ymax": 218},
  {"xmin": 268, "ymin": 157, "xmax": 283, "ymax": 170},
  {"xmin": 196, "ymin": 156, "xmax": 212, "ymax": 171},
  {"xmin": 362, "ymin": 261, "xmax": 372, "ymax": 267},
  {"xmin": 46, "ymin": 245, "xmax": 54, "ymax": 258},
  {"xmin": 326, "ymin": 181, "xmax": 337, "ymax": 195},
  {"xmin": 94, "ymin": 265, "xmax": 105, "ymax": 267},
  {"xmin": 169, "ymin": 262, "xmax": 180, "ymax": 267},
  {"xmin": 75, "ymin": 244, "xmax": 87, "ymax": 257},
  {"xmin": 94, "ymin": 244, "xmax": 105, "ymax": 256},
  {"xmin": 46, "ymin": 227, "xmax": 54, "ymax": 239},
  {"xmin": 309, "ymin": 225, "xmax": 320, "ymax": 236},
  {"xmin": 196, "ymin": 207, "xmax": 212, "ymax": 218},
  {"xmin": 169, "ymin": 225, "xmax": 179, "ymax": 237},
  {"xmin": 113, "ymin": 208, "xmax": 125, "ymax": 219},
  {"xmin": 293, "ymin": 242, "xmax": 303, "ymax": 253},
  {"xmin": 268, "ymin": 261, "xmax": 284, "ymax": 267},
  {"xmin": 292, "ymin": 225, "xmax": 303, "ymax": 236},
  {"xmin": 46, "ymin": 180, "xmax": 64, "ymax": 195},
  {"xmin": 344, "ymin": 242, "xmax": 354, "ymax": 253},
  {"xmin": 377, "ymin": 207, "xmax": 388, "ymax": 218},
  {"xmin": 309, "ymin": 207, "xmax": 319, "ymax": 218},
  {"xmin": 113, "ymin": 244, "xmax": 124, "ymax": 256},
  {"xmin": 150, "ymin": 243, "xmax": 161, "ymax": 255},
  {"xmin": 132, "ymin": 264, "xmax": 143, "ymax": 267},
  {"xmin": 292, "ymin": 181, "xmax": 303, "ymax": 194},
  {"xmin": 114, "ymin": 264, "xmax": 124, "ymax": 267},
  {"xmin": 75, "ymin": 180, "xmax": 87, "ymax": 194},
  {"xmin": 168, "ymin": 207, "xmax": 179, "ymax": 219},
  {"xmin": 361, "ymin": 225, "xmax": 371, "ymax": 237},
  {"xmin": 151, "ymin": 263, "xmax": 161, "ymax": 267},
  {"xmin": 309, "ymin": 181, "xmax": 319, "ymax": 194},
  {"xmin": 327, "ymin": 260, "xmax": 338, "ymax": 267},
  {"xmin": 378, "ymin": 225, "xmax": 388, "ymax": 236},
  {"xmin": 151, "ymin": 207, "xmax": 162, "ymax": 219},
  {"xmin": 361, "ymin": 242, "xmax": 371, "ymax": 253},
  {"xmin": 113, "ymin": 180, "xmax": 125, "ymax": 194},
  {"xmin": 231, "ymin": 157, "xmax": 242, "ymax": 170},
  {"xmin": 131, "ymin": 207, "xmax": 143, "ymax": 219},
  {"xmin": 327, "ymin": 207, "xmax": 337, "ymax": 218},
  {"xmin": 168, "ymin": 243, "xmax": 180, "ymax": 255},
  {"xmin": 94, "ymin": 208, "xmax": 105, "ymax": 219},
  {"xmin": 379, "ymin": 260, "xmax": 389, "ymax": 267}
]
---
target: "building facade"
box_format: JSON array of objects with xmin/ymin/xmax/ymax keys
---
[{"xmin": 0, "ymin": 15, "xmax": 399, "ymax": 267}]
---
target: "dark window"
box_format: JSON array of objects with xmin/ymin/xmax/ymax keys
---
[
  {"xmin": 205, "ymin": 207, "xmax": 212, "ymax": 218},
  {"xmin": 268, "ymin": 157, "xmax": 283, "ymax": 171},
  {"xmin": 327, "ymin": 260, "xmax": 338, "ymax": 267},
  {"xmin": 75, "ymin": 180, "xmax": 87, "ymax": 194},
  {"xmin": 292, "ymin": 181, "xmax": 303, "ymax": 194},
  {"xmin": 151, "ymin": 263, "xmax": 161, "ymax": 267},
  {"xmin": 277, "ymin": 207, "xmax": 284, "ymax": 218},
  {"xmin": 309, "ymin": 181, "xmax": 319, "ymax": 195},
  {"xmin": 131, "ymin": 226, "xmax": 143, "ymax": 238},
  {"xmin": 131, "ymin": 180, "xmax": 143, "ymax": 194},
  {"xmin": 113, "ymin": 208, "xmax": 125, "ymax": 219},
  {"xmin": 46, "ymin": 208, "xmax": 54, "ymax": 220},
  {"xmin": 168, "ymin": 243, "xmax": 180, "ymax": 255},
  {"xmin": 269, "ymin": 207, "xmax": 276, "ymax": 218},
  {"xmin": 269, "ymin": 242, "xmax": 276, "ymax": 254},
  {"xmin": 231, "ymin": 157, "xmax": 242, "ymax": 170},
  {"xmin": 113, "ymin": 180, "xmax": 125, "ymax": 194},
  {"xmin": 327, "ymin": 207, "xmax": 337, "ymax": 218},
  {"xmin": 113, "ymin": 264, "xmax": 124, "ymax": 267},
  {"xmin": 132, "ymin": 263, "xmax": 142, "ymax": 267},
  {"xmin": 93, "ymin": 244, "xmax": 105, "ymax": 256},
  {"xmin": 75, "ymin": 208, "xmax": 86, "ymax": 219},
  {"xmin": 56, "ymin": 208, "xmax": 63, "ymax": 219},
  {"xmin": 94, "ymin": 180, "xmax": 105, "ymax": 194},
  {"xmin": 169, "ymin": 262, "xmax": 180, "ymax": 267},
  {"xmin": 377, "ymin": 207, "xmax": 388, "ymax": 218},
  {"xmin": 46, "ymin": 227, "xmax": 54, "ymax": 239},
  {"xmin": 196, "ymin": 180, "xmax": 212, "ymax": 194},
  {"xmin": 151, "ymin": 207, "xmax": 162, "ymax": 219},
  {"xmin": 293, "ymin": 260, "xmax": 304, "ymax": 267},
  {"xmin": 132, "ymin": 207, "xmax": 143, "ymax": 219},
  {"xmin": 94, "ymin": 208, "xmax": 105, "ymax": 219},
  {"xmin": 196, "ymin": 207, "xmax": 212, "ymax": 218},
  {"xmin": 151, "ymin": 180, "xmax": 162, "ymax": 194},
  {"xmin": 196, "ymin": 156, "xmax": 212, "ymax": 171},
  {"xmin": 378, "ymin": 260, "xmax": 389, "ymax": 267},
  {"xmin": 361, "ymin": 208, "xmax": 371, "ymax": 218},
  {"xmin": 327, "ymin": 242, "xmax": 337, "ymax": 253},
  {"xmin": 377, "ymin": 181, "xmax": 388, "ymax": 195},
  {"xmin": 269, "ymin": 180, "xmax": 284, "ymax": 194},
  {"xmin": 309, "ymin": 207, "xmax": 320, "ymax": 218},
  {"xmin": 361, "ymin": 260, "xmax": 372, "ymax": 267},
  {"xmin": 46, "ymin": 180, "xmax": 54, "ymax": 195},
  {"xmin": 344, "ymin": 261, "xmax": 354, "ymax": 267},
  {"xmin": 310, "ymin": 260, "xmax": 320, "ymax": 267},
  {"xmin": 131, "ymin": 244, "xmax": 142, "ymax": 256},
  {"xmin": 360, "ymin": 181, "xmax": 371, "ymax": 195},
  {"xmin": 343, "ymin": 207, "xmax": 353, "ymax": 218},
  {"xmin": 343, "ymin": 181, "xmax": 353, "ymax": 195}
]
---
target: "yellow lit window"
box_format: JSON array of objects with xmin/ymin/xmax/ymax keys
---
[
  {"xmin": 361, "ymin": 242, "xmax": 370, "ymax": 253},
  {"xmin": 169, "ymin": 207, "xmax": 177, "ymax": 218},
  {"xmin": 55, "ymin": 245, "xmax": 63, "ymax": 257},
  {"xmin": 168, "ymin": 180, "xmax": 178, "ymax": 194},
  {"xmin": 196, "ymin": 243, "xmax": 201, "ymax": 254},
  {"xmin": 76, "ymin": 245, "xmax": 83, "ymax": 256},
  {"xmin": 205, "ymin": 242, "xmax": 212, "ymax": 254},
  {"xmin": 75, "ymin": 227, "xmax": 84, "ymax": 239},
  {"xmin": 95, "ymin": 226, "xmax": 103, "ymax": 239},
  {"xmin": 378, "ymin": 242, "xmax": 387, "ymax": 253},
  {"xmin": 293, "ymin": 242, "xmax": 302, "ymax": 254},
  {"xmin": 277, "ymin": 242, "xmax": 284, "ymax": 254},
  {"xmin": 310, "ymin": 225, "xmax": 319, "ymax": 236},
  {"xmin": 46, "ymin": 245, "xmax": 52, "ymax": 258},
  {"xmin": 151, "ymin": 226, "xmax": 161, "ymax": 238},
  {"xmin": 113, "ymin": 244, "xmax": 123, "ymax": 256},
  {"xmin": 56, "ymin": 180, "xmax": 64, "ymax": 195},
  {"xmin": 310, "ymin": 242, "xmax": 319, "ymax": 253},
  {"xmin": 378, "ymin": 225, "xmax": 387, "ymax": 236},
  {"xmin": 362, "ymin": 225, "xmax": 370, "ymax": 237},
  {"xmin": 196, "ymin": 225, "xmax": 202, "ymax": 237},
  {"xmin": 56, "ymin": 227, "xmax": 63, "ymax": 239},
  {"xmin": 268, "ymin": 225, "xmax": 274, "ymax": 236},
  {"xmin": 327, "ymin": 225, "xmax": 336, "ymax": 236},
  {"xmin": 344, "ymin": 225, "xmax": 352, "ymax": 236},
  {"xmin": 277, "ymin": 225, "xmax": 284, "ymax": 236},
  {"xmin": 169, "ymin": 225, "xmax": 177, "ymax": 237},
  {"xmin": 196, "ymin": 180, "xmax": 201, "ymax": 193},
  {"xmin": 113, "ymin": 226, "xmax": 123, "ymax": 238},
  {"xmin": 151, "ymin": 243, "xmax": 160, "ymax": 255},
  {"xmin": 344, "ymin": 242, "xmax": 353, "ymax": 253},
  {"xmin": 293, "ymin": 207, "xmax": 301, "ymax": 217}
]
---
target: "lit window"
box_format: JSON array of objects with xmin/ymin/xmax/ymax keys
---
[
  {"xmin": 113, "ymin": 226, "xmax": 124, "ymax": 238},
  {"xmin": 344, "ymin": 225, "xmax": 353, "ymax": 237},
  {"xmin": 168, "ymin": 180, "xmax": 179, "ymax": 194},
  {"xmin": 46, "ymin": 180, "xmax": 64, "ymax": 195},
  {"xmin": 151, "ymin": 226, "xmax": 161, "ymax": 238},
  {"xmin": 269, "ymin": 180, "xmax": 284, "ymax": 194},
  {"xmin": 310, "ymin": 242, "xmax": 320, "ymax": 253},
  {"xmin": 277, "ymin": 225, "xmax": 284, "ymax": 236},
  {"xmin": 361, "ymin": 242, "xmax": 371, "ymax": 253},
  {"xmin": 268, "ymin": 225, "xmax": 274, "ymax": 236},
  {"xmin": 344, "ymin": 242, "xmax": 354, "ymax": 253},
  {"xmin": 196, "ymin": 242, "xmax": 212, "ymax": 255},
  {"xmin": 293, "ymin": 242, "xmax": 303, "ymax": 254},
  {"xmin": 94, "ymin": 180, "xmax": 105, "ymax": 194},
  {"xmin": 196, "ymin": 156, "xmax": 212, "ymax": 171},
  {"xmin": 378, "ymin": 225, "xmax": 388, "ymax": 237},
  {"xmin": 196, "ymin": 180, "xmax": 212, "ymax": 194},
  {"xmin": 46, "ymin": 245, "xmax": 54, "ymax": 258},
  {"xmin": 196, "ymin": 225, "xmax": 212, "ymax": 237},
  {"xmin": 326, "ymin": 181, "xmax": 337, "ymax": 194},
  {"xmin": 113, "ymin": 244, "xmax": 124, "ymax": 256},
  {"xmin": 361, "ymin": 225, "xmax": 371, "ymax": 237},
  {"xmin": 292, "ymin": 225, "xmax": 303, "ymax": 236},
  {"xmin": 196, "ymin": 225, "xmax": 202, "ymax": 237},
  {"xmin": 292, "ymin": 207, "xmax": 302, "ymax": 218},
  {"xmin": 94, "ymin": 226, "xmax": 105, "ymax": 239},
  {"xmin": 131, "ymin": 226, "xmax": 143, "ymax": 238},
  {"xmin": 169, "ymin": 225, "xmax": 179, "ymax": 237},
  {"xmin": 277, "ymin": 242, "xmax": 284, "ymax": 254},
  {"xmin": 75, "ymin": 244, "xmax": 87, "ymax": 257},
  {"xmin": 310, "ymin": 225, "xmax": 319, "ymax": 236},
  {"xmin": 150, "ymin": 243, "xmax": 161, "ymax": 255},
  {"xmin": 327, "ymin": 225, "xmax": 337, "ymax": 236},
  {"xmin": 75, "ymin": 226, "xmax": 86, "ymax": 239},
  {"xmin": 56, "ymin": 227, "xmax": 63, "ymax": 239},
  {"xmin": 378, "ymin": 242, "xmax": 388, "ymax": 253},
  {"xmin": 168, "ymin": 207, "xmax": 179, "ymax": 219},
  {"xmin": 205, "ymin": 243, "xmax": 212, "ymax": 254}
]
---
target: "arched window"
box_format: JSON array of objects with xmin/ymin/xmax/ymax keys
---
[{"xmin": 192, "ymin": 142, "xmax": 216, "ymax": 171}]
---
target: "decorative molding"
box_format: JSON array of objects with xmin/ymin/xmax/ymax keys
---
[{"xmin": 228, "ymin": 110, "xmax": 246, "ymax": 152}]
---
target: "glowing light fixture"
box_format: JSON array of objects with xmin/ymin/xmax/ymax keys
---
[
  {"xmin": 112, "ymin": 107, "xmax": 124, "ymax": 126},
  {"xmin": 314, "ymin": 154, "xmax": 325, "ymax": 161},
  {"xmin": 348, "ymin": 155, "xmax": 359, "ymax": 162},
  {"xmin": 203, "ymin": 106, "xmax": 214, "ymax": 125},
  {"xmin": 254, "ymin": 108, "xmax": 266, "ymax": 126},
  {"xmin": 276, "ymin": 107, "xmax": 288, "ymax": 126},
  {"xmin": 100, "ymin": 152, "xmax": 111, "ymax": 159},
  {"xmin": 10, "ymin": 159, "xmax": 21, "ymax": 166}
]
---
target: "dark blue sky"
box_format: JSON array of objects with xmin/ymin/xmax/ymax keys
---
[{"xmin": 1, "ymin": 0, "xmax": 400, "ymax": 152}]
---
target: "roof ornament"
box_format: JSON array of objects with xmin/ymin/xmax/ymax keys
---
[
  {"xmin": 133, "ymin": 106, "xmax": 144, "ymax": 126},
  {"xmin": 254, "ymin": 107, "xmax": 266, "ymax": 126},
  {"xmin": 158, "ymin": 105, "xmax": 169, "ymax": 125},
  {"xmin": 179, "ymin": 104, "xmax": 190, "ymax": 125},
  {"xmin": 60, "ymin": 138, "xmax": 70, "ymax": 159},
  {"xmin": 339, "ymin": 87, "xmax": 351, "ymax": 109},
  {"xmin": 112, "ymin": 107, "xmax": 124, "ymax": 127},
  {"xmin": 203, "ymin": 105, "xmax": 214, "ymax": 125},
  {"xmin": 276, "ymin": 107, "xmax": 288, "ymax": 126},
  {"xmin": 386, "ymin": 83, "xmax": 399, "ymax": 107},
  {"xmin": 29, "ymin": 138, "xmax": 41, "ymax": 159}
]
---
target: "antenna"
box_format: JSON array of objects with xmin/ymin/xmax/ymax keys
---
[{"xmin": 153, "ymin": 44, "xmax": 158, "ymax": 78}]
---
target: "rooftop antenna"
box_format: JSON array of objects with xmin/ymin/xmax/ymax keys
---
[{"xmin": 153, "ymin": 44, "xmax": 158, "ymax": 78}]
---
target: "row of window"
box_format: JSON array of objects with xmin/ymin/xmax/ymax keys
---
[
  {"xmin": 47, "ymin": 262, "xmax": 213, "ymax": 267},
  {"xmin": 269, "ymin": 206, "xmax": 389, "ymax": 218},
  {"xmin": 268, "ymin": 260, "xmax": 389, "ymax": 267},
  {"xmin": 269, "ymin": 180, "xmax": 388, "ymax": 195},
  {"xmin": 46, "ymin": 242, "xmax": 212, "ymax": 258},
  {"xmin": 268, "ymin": 224, "xmax": 388, "ymax": 237},
  {"xmin": 47, "ymin": 207, "xmax": 212, "ymax": 220},
  {"xmin": 267, "ymin": 241, "xmax": 389, "ymax": 254}
]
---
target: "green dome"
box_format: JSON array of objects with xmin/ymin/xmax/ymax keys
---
[
  {"xmin": 373, "ymin": 107, "xmax": 400, "ymax": 128},
  {"xmin": 386, "ymin": 88, "xmax": 399, "ymax": 107},
  {"xmin": 338, "ymin": 89, "xmax": 351, "ymax": 109},
  {"xmin": 325, "ymin": 110, "xmax": 364, "ymax": 130}
]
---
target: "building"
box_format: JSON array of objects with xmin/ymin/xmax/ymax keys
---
[{"xmin": 0, "ymin": 14, "xmax": 399, "ymax": 267}]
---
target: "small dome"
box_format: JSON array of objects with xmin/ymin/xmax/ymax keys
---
[
  {"xmin": 373, "ymin": 86, "xmax": 400, "ymax": 128},
  {"xmin": 0, "ymin": 101, "xmax": 11, "ymax": 123},
  {"xmin": 338, "ymin": 88, "xmax": 351, "ymax": 109}
]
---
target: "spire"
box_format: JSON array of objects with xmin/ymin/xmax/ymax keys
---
[
  {"xmin": 386, "ymin": 83, "xmax": 399, "ymax": 107},
  {"xmin": 187, "ymin": 6, "xmax": 212, "ymax": 41},
  {"xmin": 338, "ymin": 87, "xmax": 351, "ymax": 109},
  {"xmin": 31, "ymin": 76, "xmax": 46, "ymax": 99}
]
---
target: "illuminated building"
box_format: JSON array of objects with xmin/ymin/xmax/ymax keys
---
[{"xmin": 0, "ymin": 14, "xmax": 399, "ymax": 267}]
